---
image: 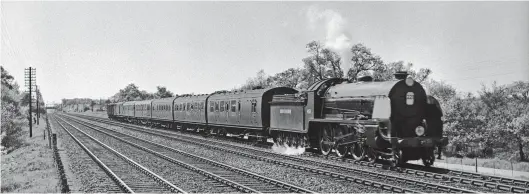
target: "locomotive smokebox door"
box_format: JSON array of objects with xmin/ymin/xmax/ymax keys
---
[{"xmin": 269, "ymin": 94, "xmax": 306, "ymax": 133}]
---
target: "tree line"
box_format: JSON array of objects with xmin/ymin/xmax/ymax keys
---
[
  {"xmin": 237, "ymin": 41, "xmax": 431, "ymax": 90},
  {"xmin": 1, "ymin": 66, "xmax": 46, "ymax": 154}
]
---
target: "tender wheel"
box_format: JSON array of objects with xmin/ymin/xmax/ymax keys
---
[
  {"xmin": 286, "ymin": 134, "xmax": 294, "ymax": 147},
  {"xmin": 293, "ymin": 134, "xmax": 302, "ymax": 148},
  {"xmin": 319, "ymin": 125, "xmax": 333, "ymax": 156},
  {"xmin": 350, "ymin": 143, "xmax": 366, "ymax": 161},
  {"xmin": 272, "ymin": 134, "xmax": 280, "ymax": 146}
]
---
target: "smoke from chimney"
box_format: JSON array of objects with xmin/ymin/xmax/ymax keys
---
[{"xmin": 307, "ymin": 5, "xmax": 353, "ymax": 75}]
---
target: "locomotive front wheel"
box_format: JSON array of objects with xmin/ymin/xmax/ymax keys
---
[
  {"xmin": 319, "ymin": 125, "xmax": 333, "ymax": 156},
  {"xmin": 391, "ymin": 149, "xmax": 405, "ymax": 167},
  {"xmin": 422, "ymin": 148, "xmax": 436, "ymax": 167},
  {"xmin": 350, "ymin": 143, "xmax": 365, "ymax": 161}
]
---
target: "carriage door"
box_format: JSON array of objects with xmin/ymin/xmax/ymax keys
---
[
  {"xmin": 251, "ymin": 99, "xmax": 257, "ymax": 125},
  {"xmin": 225, "ymin": 101, "xmax": 230, "ymax": 123},
  {"xmin": 214, "ymin": 101, "xmax": 220, "ymax": 123}
]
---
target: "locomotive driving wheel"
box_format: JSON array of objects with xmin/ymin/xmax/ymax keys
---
[
  {"xmin": 366, "ymin": 148, "xmax": 377, "ymax": 163},
  {"xmin": 334, "ymin": 126, "xmax": 349, "ymax": 157},
  {"xmin": 319, "ymin": 124, "xmax": 333, "ymax": 156},
  {"xmin": 350, "ymin": 142, "xmax": 366, "ymax": 161}
]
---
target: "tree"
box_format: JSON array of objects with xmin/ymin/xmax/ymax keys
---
[
  {"xmin": 503, "ymin": 81, "xmax": 529, "ymax": 161},
  {"xmin": 423, "ymin": 79, "xmax": 457, "ymax": 103},
  {"xmin": 372, "ymin": 61, "xmax": 431, "ymax": 83},
  {"xmin": 302, "ymin": 41, "xmax": 344, "ymax": 85},
  {"xmin": 1, "ymin": 66, "xmax": 15, "ymax": 90},
  {"xmin": 239, "ymin": 69, "xmax": 272, "ymax": 90},
  {"xmin": 268, "ymin": 68, "xmax": 307, "ymax": 89},
  {"xmin": 111, "ymin": 83, "xmax": 150, "ymax": 102},
  {"xmin": 154, "ymin": 86, "xmax": 174, "ymax": 99},
  {"xmin": 347, "ymin": 43, "xmax": 384, "ymax": 81},
  {"xmin": 1, "ymin": 66, "xmax": 26, "ymax": 152}
]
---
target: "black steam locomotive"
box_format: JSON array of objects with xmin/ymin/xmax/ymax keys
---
[{"xmin": 107, "ymin": 72, "xmax": 447, "ymax": 166}]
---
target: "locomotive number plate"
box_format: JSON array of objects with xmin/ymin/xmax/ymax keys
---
[
  {"xmin": 279, "ymin": 109, "xmax": 291, "ymax": 114},
  {"xmin": 406, "ymin": 92, "xmax": 414, "ymax": 105}
]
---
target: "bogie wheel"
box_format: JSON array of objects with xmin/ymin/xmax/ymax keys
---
[
  {"xmin": 422, "ymin": 148, "xmax": 436, "ymax": 167},
  {"xmin": 350, "ymin": 142, "xmax": 366, "ymax": 161},
  {"xmin": 319, "ymin": 124, "xmax": 333, "ymax": 156},
  {"xmin": 391, "ymin": 149, "xmax": 405, "ymax": 168}
]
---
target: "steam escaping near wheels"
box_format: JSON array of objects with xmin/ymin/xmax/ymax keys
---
[{"xmin": 271, "ymin": 144, "xmax": 306, "ymax": 155}]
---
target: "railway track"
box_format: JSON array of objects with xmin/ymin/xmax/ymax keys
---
[
  {"xmin": 65, "ymin": 114, "xmax": 487, "ymax": 193},
  {"xmin": 70, "ymin": 113, "xmax": 529, "ymax": 193},
  {"xmin": 76, "ymin": 114, "xmax": 529, "ymax": 190},
  {"xmin": 52, "ymin": 115, "xmax": 186, "ymax": 193},
  {"xmin": 56, "ymin": 114, "xmax": 314, "ymax": 193}
]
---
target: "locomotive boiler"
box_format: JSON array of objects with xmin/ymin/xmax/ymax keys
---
[{"xmin": 269, "ymin": 72, "xmax": 448, "ymax": 166}]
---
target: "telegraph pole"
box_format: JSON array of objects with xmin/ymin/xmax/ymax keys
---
[{"xmin": 24, "ymin": 67, "xmax": 36, "ymax": 137}]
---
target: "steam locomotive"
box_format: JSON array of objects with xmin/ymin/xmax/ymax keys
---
[{"xmin": 107, "ymin": 72, "xmax": 448, "ymax": 166}]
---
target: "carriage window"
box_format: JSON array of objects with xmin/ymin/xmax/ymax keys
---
[
  {"xmin": 231, "ymin": 100, "xmax": 236, "ymax": 112},
  {"xmin": 238, "ymin": 101, "xmax": 241, "ymax": 112},
  {"xmin": 210, "ymin": 102, "xmax": 214, "ymax": 112},
  {"xmin": 215, "ymin": 101, "xmax": 219, "ymax": 111},
  {"xmin": 220, "ymin": 101, "xmax": 225, "ymax": 112},
  {"xmin": 225, "ymin": 102, "xmax": 229, "ymax": 112}
]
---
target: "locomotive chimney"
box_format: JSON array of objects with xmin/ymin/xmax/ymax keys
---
[{"xmin": 394, "ymin": 71, "xmax": 409, "ymax": 80}]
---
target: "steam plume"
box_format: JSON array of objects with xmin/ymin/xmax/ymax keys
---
[{"xmin": 307, "ymin": 5, "xmax": 353, "ymax": 74}]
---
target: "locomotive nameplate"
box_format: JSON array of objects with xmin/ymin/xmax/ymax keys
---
[{"xmin": 279, "ymin": 109, "xmax": 291, "ymax": 114}]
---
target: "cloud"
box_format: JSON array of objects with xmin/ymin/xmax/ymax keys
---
[{"xmin": 306, "ymin": 4, "xmax": 353, "ymax": 71}]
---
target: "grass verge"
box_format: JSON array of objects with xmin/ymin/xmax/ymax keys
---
[{"xmin": 1, "ymin": 116, "xmax": 58, "ymax": 193}]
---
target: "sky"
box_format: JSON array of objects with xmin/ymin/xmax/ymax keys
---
[{"xmin": 1, "ymin": 1, "xmax": 528, "ymax": 104}]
